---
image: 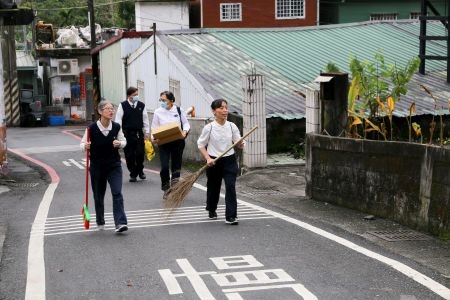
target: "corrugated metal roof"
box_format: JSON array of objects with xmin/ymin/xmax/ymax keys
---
[
  {"xmin": 163, "ymin": 20, "xmax": 449, "ymax": 119},
  {"xmin": 210, "ymin": 21, "xmax": 446, "ymax": 83},
  {"xmin": 16, "ymin": 51, "xmax": 36, "ymax": 69},
  {"xmin": 166, "ymin": 33, "xmax": 305, "ymax": 119}
]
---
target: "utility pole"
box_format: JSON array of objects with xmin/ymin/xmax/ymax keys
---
[
  {"xmin": 87, "ymin": 0, "xmax": 100, "ymax": 120},
  {"xmin": 153, "ymin": 23, "xmax": 157, "ymax": 75}
]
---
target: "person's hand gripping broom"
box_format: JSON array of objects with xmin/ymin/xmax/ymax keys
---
[{"xmin": 164, "ymin": 126, "xmax": 258, "ymax": 211}]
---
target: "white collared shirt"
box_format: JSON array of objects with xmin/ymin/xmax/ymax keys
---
[
  {"xmin": 197, "ymin": 121, "xmax": 241, "ymax": 157},
  {"xmin": 80, "ymin": 120, "xmax": 126, "ymax": 151},
  {"xmin": 115, "ymin": 99, "xmax": 150, "ymax": 134},
  {"xmin": 151, "ymin": 105, "xmax": 191, "ymax": 137}
]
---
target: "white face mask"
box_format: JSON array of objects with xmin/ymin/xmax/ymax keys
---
[{"xmin": 131, "ymin": 95, "xmax": 139, "ymax": 103}]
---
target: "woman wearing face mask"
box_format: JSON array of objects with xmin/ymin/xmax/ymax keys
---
[
  {"xmin": 151, "ymin": 91, "xmax": 190, "ymax": 195},
  {"xmin": 115, "ymin": 86, "xmax": 150, "ymax": 182}
]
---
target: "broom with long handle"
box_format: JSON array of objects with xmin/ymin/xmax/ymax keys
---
[
  {"xmin": 164, "ymin": 125, "xmax": 258, "ymax": 210},
  {"xmin": 82, "ymin": 128, "xmax": 91, "ymax": 229}
]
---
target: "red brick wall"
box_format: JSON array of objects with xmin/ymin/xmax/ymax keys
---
[{"xmin": 201, "ymin": 0, "xmax": 317, "ymax": 28}]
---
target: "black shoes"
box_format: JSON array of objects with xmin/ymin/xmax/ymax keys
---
[
  {"xmin": 115, "ymin": 224, "xmax": 128, "ymax": 233},
  {"xmin": 130, "ymin": 172, "xmax": 145, "ymax": 182},
  {"xmin": 225, "ymin": 217, "xmax": 239, "ymax": 225},
  {"xmin": 208, "ymin": 211, "xmax": 217, "ymax": 220}
]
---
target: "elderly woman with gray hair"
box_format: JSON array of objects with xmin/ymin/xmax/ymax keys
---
[{"xmin": 80, "ymin": 100, "xmax": 129, "ymax": 233}]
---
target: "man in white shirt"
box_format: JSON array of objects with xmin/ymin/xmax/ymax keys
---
[{"xmin": 115, "ymin": 86, "xmax": 150, "ymax": 182}]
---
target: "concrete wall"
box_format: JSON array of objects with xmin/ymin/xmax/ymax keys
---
[
  {"xmin": 135, "ymin": 1, "xmax": 190, "ymax": 31},
  {"xmin": 305, "ymin": 134, "xmax": 450, "ymax": 237}
]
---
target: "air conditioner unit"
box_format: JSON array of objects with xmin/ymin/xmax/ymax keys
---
[{"xmin": 57, "ymin": 59, "xmax": 79, "ymax": 76}]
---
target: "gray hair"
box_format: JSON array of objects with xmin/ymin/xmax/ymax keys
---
[{"xmin": 97, "ymin": 100, "xmax": 113, "ymax": 113}]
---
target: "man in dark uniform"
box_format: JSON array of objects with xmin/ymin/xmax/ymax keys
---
[{"xmin": 115, "ymin": 86, "xmax": 150, "ymax": 182}]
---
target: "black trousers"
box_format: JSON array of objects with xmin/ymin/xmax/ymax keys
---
[
  {"xmin": 90, "ymin": 161, "xmax": 127, "ymax": 227},
  {"xmin": 205, "ymin": 154, "xmax": 238, "ymax": 219},
  {"xmin": 158, "ymin": 139, "xmax": 185, "ymax": 190},
  {"xmin": 123, "ymin": 129, "xmax": 145, "ymax": 178}
]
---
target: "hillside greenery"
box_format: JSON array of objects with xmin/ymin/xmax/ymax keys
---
[{"xmin": 19, "ymin": 0, "xmax": 135, "ymax": 29}]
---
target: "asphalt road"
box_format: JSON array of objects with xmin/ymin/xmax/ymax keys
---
[{"xmin": 1, "ymin": 126, "xmax": 449, "ymax": 300}]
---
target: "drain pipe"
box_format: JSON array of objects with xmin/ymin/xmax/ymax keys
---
[
  {"xmin": 316, "ymin": 0, "xmax": 320, "ymax": 25},
  {"xmin": 123, "ymin": 56, "xmax": 128, "ymax": 93}
]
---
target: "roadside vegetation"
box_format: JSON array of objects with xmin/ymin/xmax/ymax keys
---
[{"xmin": 326, "ymin": 51, "xmax": 450, "ymax": 146}]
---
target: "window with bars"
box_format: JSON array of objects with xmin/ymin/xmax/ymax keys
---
[
  {"xmin": 369, "ymin": 13, "xmax": 398, "ymax": 21},
  {"xmin": 137, "ymin": 80, "xmax": 145, "ymax": 104},
  {"xmin": 169, "ymin": 78, "xmax": 181, "ymax": 106},
  {"xmin": 220, "ymin": 3, "xmax": 242, "ymax": 22},
  {"xmin": 276, "ymin": 0, "xmax": 304, "ymax": 19}
]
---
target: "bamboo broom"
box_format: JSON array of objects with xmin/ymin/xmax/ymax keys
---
[{"xmin": 163, "ymin": 125, "xmax": 258, "ymax": 211}]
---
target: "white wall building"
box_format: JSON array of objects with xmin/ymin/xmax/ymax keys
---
[
  {"xmin": 126, "ymin": 34, "xmax": 214, "ymax": 118},
  {"xmin": 135, "ymin": 0, "xmax": 190, "ymax": 32},
  {"xmin": 94, "ymin": 32, "xmax": 152, "ymax": 106}
]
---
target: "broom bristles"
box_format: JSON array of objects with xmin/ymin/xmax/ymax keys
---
[
  {"xmin": 163, "ymin": 125, "xmax": 258, "ymax": 214},
  {"xmin": 163, "ymin": 165, "xmax": 207, "ymax": 211}
]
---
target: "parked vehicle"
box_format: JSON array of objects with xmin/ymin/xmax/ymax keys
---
[{"xmin": 19, "ymin": 89, "xmax": 47, "ymax": 127}]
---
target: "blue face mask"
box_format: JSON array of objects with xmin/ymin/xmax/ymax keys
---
[
  {"xmin": 132, "ymin": 95, "xmax": 139, "ymax": 103},
  {"xmin": 160, "ymin": 101, "xmax": 168, "ymax": 109}
]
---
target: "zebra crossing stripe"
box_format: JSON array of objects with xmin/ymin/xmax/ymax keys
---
[{"xmin": 35, "ymin": 205, "xmax": 275, "ymax": 236}]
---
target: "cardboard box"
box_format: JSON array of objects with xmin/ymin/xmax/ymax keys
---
[{"xmin": 152, "ymin": 122, "xmax": 183, "ymax": 145}]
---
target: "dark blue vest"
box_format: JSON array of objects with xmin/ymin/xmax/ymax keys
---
[
  {"xmin": 89, "ymin": 122, "xmax": 121, "ymax": 165},
  {"xmin": 121, "ymin": 100, "xmax": 145, "ymax": 131}
]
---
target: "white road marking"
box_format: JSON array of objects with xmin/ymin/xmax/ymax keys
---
[
  {"xmin": 61, "ymin": 159, "xmax": 84, "ymax": 169},
  {"xmin": 191, "ymin": 183, "xmax": 450, "ymax": 300},
  {"xmin": 26, "ymin": 170, "xmax": 450, "ymax": 299},
  {"xmin": 159, "ymin": 258, "xmax": 217, "ymax": 299},
  {"xmin": 39, "ymin": 205, "xmax": 274, "ymax": 236},
  {"xmin": 223, "ymin": 283, "xmax": 318, "ymax": 300},
  {"xmin": 15, "ymin": 144, "xmax": 80, "ymax": 154},
  {"xmin": 25, "ymin": 182, "xmax": 58, "ymax": 300}
]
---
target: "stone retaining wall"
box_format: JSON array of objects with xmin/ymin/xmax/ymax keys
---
[{"xmin": 305, "ymin": 134, "xmax": 450, "ymax": 237}]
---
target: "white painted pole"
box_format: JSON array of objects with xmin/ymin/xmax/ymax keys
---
[{"xmin": 241, "ymin": 74, "xmax": 267, "ymax": 168}]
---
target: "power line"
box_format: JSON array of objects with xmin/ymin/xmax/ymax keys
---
[{"xmin": 33, "ymin": 0, "xmax": 133, "ymax": 12}]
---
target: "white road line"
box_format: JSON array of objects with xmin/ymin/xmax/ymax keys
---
[
  {"xmin": 44, "ymin": 205, "xmax": 255, "ymax": 223},
  {"xmin": 16, "ymin": 144, "xmax": 80, "ymax": 154},
  {"xmin": 223, "ymin": 283, "xmax": 318, "ymax": 300},
  {"xmin": 42, "ymin": 211, "xmax": 267, "ymax": 230},
  {"xmin": 26, "ymin": 167, "xmax": 450, "ymax": 299},
  {"xmin": 43, "ymin": 217, "xmax": 275, "ymax": 236},
  {"xmin": 39, "ymin": 205, "xmax": 273, "ymax": 235},
  {"xmin": 191, "ymin": 183, "xmax": 450, "ymax": 300},
  {"xmin": 67, "ymin": 159, "xmax": 84, "ymax": 169},
  {"xmin": 25, "ymin": 182, "xmax": 58, "ymax": 300},
  {"xmin": 45, "ymin": 204, "xmax": 222, "ymax": 220}
]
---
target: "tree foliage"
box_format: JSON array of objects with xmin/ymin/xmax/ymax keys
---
[
  {"xmin": 348, "ymin": 50, "xmax": 420, "ymax": 118},
  {"xmin": 19, "ymin": 0, "xmax": 135, "ymax": 29}
]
